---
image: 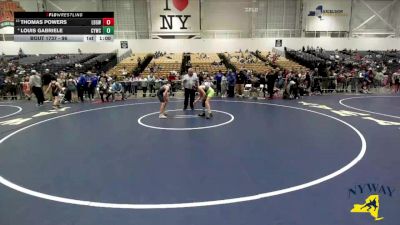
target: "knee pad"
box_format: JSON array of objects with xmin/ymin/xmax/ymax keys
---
[{"xmin": 202, "ymin": 100, "xmax": 206, "ymax": 107}]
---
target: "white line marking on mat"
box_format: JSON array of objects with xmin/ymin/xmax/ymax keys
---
[
  {"xmin": 339, "ymin": 96, "xmax": 400, "ymax": 120},
  {"xmin": 0, "ymin": 105, "xmax": 22, "ymax": 119},
  {"xmin": 0, "ymin": 100, "xmax": 366, "ymax": 209}
]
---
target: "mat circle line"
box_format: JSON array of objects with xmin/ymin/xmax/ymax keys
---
[
  {"xmin": 0, "ymin": 105, "xmax": 23, "ymax": 119},
  {"xmin": 339, "ymin": 96, "xmax": 400, "ymax": 120},
  {"xmin": 0, "ymin": 100, "xmax": 367, "ymax": 209},
  {"xmin": 138, "ymin": 109, "xmax": 235, "ymax": 130}
]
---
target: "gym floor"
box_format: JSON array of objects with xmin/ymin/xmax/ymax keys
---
[{"xmin": 0, "ymin": 95, "xmax": 399, "ymax": 225}]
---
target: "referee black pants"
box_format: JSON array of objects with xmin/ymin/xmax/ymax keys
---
[
  {"xmin": 184, "ymin": 88, "xmax": 195, "ymax": 110},
  {"xmin": 32, "ymin": 86, "xmax": 44, "ymax": 105}
]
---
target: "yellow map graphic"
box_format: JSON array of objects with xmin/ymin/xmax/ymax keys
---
[{"xmin": 351, "ymin": 195, "xmax": 384, "ymax": 221}]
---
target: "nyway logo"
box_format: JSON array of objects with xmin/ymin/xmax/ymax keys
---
[
  {"xmin": 308, "ymin": 5, "xmax": 324, "ymax": 20},
  {"xmin": 348, "ymin": 183, "xmax": 395, "ymax": 222},
  {"xmin": 308, "ymin": 5, "xmax": 345, "ymax": 20}
]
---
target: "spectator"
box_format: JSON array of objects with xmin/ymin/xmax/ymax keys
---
[
  {"xmin": 259, "ymin": 72, "xmax": 267, "ymax": 98},
  {"xmin": 22, "ymin": 76, "xmax": 31, "ymax": 100},
  {"xmin": 88, "ymin": 72, "xmax": 98, "ymax": 100},
  {"xmin": 0, "ymin": 73, "xmax": 4, "ymax": 97},
  {"xmin": 131, "ymin": 75, "xmax": 139, "ymax": 97},
  {"xmin": 394, "ymin": 71, "xmax": 400, "ymax": 93},
  {"xmin": 41, "ymin": 69, "xmax": 53, "ymax": 101},
  {"xmin": 18, "ymin": 48, "xmax": 24, "ymax": 57},
  {"xmin": 227, "ymin": 69, "xmax": 236, "ymax": 98},
  {"xmin": 311, "ymin": 77, "xmax": 323, "ymax": 95},
  {"xmin": 236, "ymin": 70, "xmax": 246, "ymax": 97},
  {"xmin": 289, "ymin": 77, "xmax": 300, "ymax": 99},
  {"xmin": 147, "ymin": 73, "xmax": 156, "ymax": 97},
  {"xmin": 77, "ymin": 73, "xmax": 87, "ymax": 102},
  {"xmin": 168, "ymin": 72, "xmax": 177, "ymax": 96},
  {"xmin": 98, "ymin": 76, "xmax": 111, "ymax": 102},
  {"xmin": 304, "ymin": 71, "xmax": 312, "ymax": 95},
  {"xmin": 198, "ymin": 72, "xmax": 204, "ymax": 85},
  {"xmin": 221, "ymin": 73, "xmax": 228, "ymax": 98},
  {"xmin": 66, "ymin": 75, "xmax": 78, "ymax": 103},
  {"xmin": 122, "ymin": 74, "xmax": 132, "ymax": 94},
  {"xmin": 7, "ymin": 75, "xmax": 18, "ymax": 100},
  {"xmin": 120, "ymin": 66, "xmax": 128, "ymax": 77},
  {"xmin": 249, "ymin": 75, "xmax": 260, "ymax": 99},
  {"xmin": 155, "ymin": 75, "xmax": 163, "ymax": 91},
  {"xmin": 214, "ymin": 70, "xmax": 223, "ymax": 97},
  {"xmin": 267, "ymin": 70, "xmax": 278, "ymax": 99},
  {"xmin": 111, "ymin": 80, "xmax": 125, "ymax": 101},
  {"xmin": 140, "ymin": 75, "xmax": 148, "ymax": 97}
]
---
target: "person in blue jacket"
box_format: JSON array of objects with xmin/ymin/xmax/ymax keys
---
[
  {"xmin": 77, "ymin": 73, "xmax": 87, "ymax": 102},
  {"xmin": 88, "ymin": 72, "xmax": 98, "ymax": 101},
  {"xmin": 226, "ymin": 69, "xmax": 236, "ymax": 98},
  {"xmin": 214, "ymin": 70, "xmax": 223, "ymax": 96}
]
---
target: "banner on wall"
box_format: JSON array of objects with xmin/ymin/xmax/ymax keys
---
[
  {"xmin": 0, "ymin": 0, "xmax": 25, "ymax": 34},
  {"xmin": 275, "ymin": 39, "xmax": 282, "ymax": 47},
  {"xmin": 150, "ymin": 0, "xmax": 200, "ymax": 35},
  {"xmin": 120, "ymin": 41, "xmax": 128, "ymax": 49},
  {"xmin": 304, "ymin": 0, "xmax": 351, "ymax": 31}
]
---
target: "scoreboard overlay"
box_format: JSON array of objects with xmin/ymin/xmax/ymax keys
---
[{"xmin": 14, "ymin": 12, "xmax": 114, "ymax": 42}]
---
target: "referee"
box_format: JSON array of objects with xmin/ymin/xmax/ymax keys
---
[{"xmin": 182, "ymin": 68, "xmax": 199, "ymax": 110}]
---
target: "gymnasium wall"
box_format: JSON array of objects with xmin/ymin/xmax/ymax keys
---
[{"xmin": 2, "ymin": 38, "xmax": 400, "ymax": 55}]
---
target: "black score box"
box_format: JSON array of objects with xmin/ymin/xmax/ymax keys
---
[
  {"xmin": 14, "ymin": 12, "xmax": 114, "ymax": 18},
  {"xmin": 84, "ymin": 35, "xmax": 114, "ymax": 42},
  {"xmin": 14, "ymin": 18, "xmax": 106, "ymax": 26},
  {"xmin": 14, "ymin": 35, "xmax": 84, "ymax": 42},
  {"xmin": 14, "ymin": 26, "xmax": 107, "ymax": 35},
  {"xmin": 14, "ymin": 35, "xmax": 113, "ymax": 42},
  {"xmin": 96, "ymin": 35, "xmax": 113, "ymax": 42}
]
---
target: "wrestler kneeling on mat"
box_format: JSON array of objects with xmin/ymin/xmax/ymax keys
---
[
  {"xmin": 158, "ymin": 82, "xmax": 171, "ymax": 119},
  {"xmin": 194, "ymin": 82, "xmax": 214, "ymax": 119}
]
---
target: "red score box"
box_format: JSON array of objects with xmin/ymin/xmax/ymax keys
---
[{"xmin": 102, "ymin": 18, "xmax": 114, "ymax": 26}]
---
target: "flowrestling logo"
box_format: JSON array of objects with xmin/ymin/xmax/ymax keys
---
[
  {"xmin": 349, "ymin": 183, "xmax": 395, "ymax": 221},
  {"xmin": 0, "ymin": 0, "xmax": 25, "ymax": 29},
  {"xmin": 308, "ymin": 5, "xmax": 346, "ymax": 20}
]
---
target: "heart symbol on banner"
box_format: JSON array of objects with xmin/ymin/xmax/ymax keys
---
[{"xmin": 172, "ymin": 0, "xmax": 189, "ymax": 11}]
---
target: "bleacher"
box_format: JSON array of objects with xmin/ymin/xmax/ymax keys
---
[
  {"xmin": 1, "ymin": 53, "xmax": 116, "ymax": 75},
  {"xmin": 0, "ymin": 55, "xmax": 19, "ymax": 62},
  {"xmin": 275, "ymin": 57, "xmax": 307, "ymax": 71},
  {"xmin": 314, "ymin": 51, "xmax": 351, "ymax": 61},
  {"xmin": 43, "ymin": 54, "xmax": 95, "ymax": 72},
  {"xmin": 225, "ymin": 51, "xmax": 273, "ymax": 74},
  {"xmin": 108, "ymin": 53, "xmax": 148, "ymax": 76},
  {"xmin": 190, "ymin": 53, "xmax": 227, "ymax": 74},
  {"xmin": 285, "ymin": 49, "xmax": 325, "ymax": 69},
  {"xmin": 141, "ymin": 53, "xmax": 182, "ymax": 78},
  {"xmin": 12, "ymin": 54, "xmax": 55, "ymax": 66},
  {"xmin": 83, "ymin": 53, "xmax": 115, "ymax": 69}
]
